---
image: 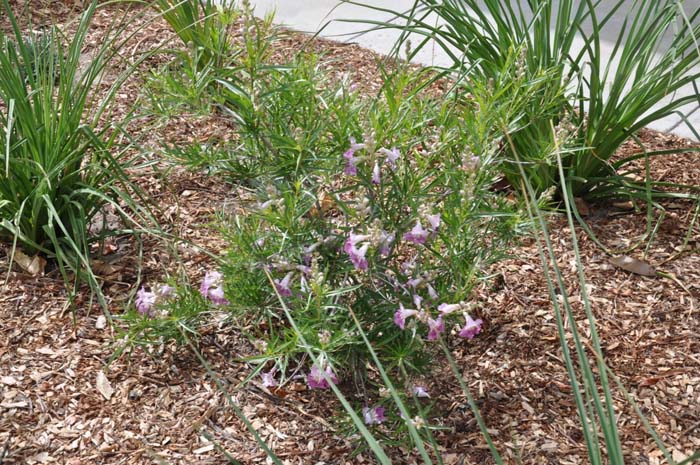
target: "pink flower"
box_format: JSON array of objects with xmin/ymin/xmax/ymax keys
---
[
  {"xmin": 207, "ymin": 285, "xmax": 229, "ymax": 305},
  {"xmin": 394, "ymin": 303, "xmax": 419, "ymax": 330},
  {"xmin": 403, "ymin": 220, "xmax": 430, "ymax": 245},
  {"xmin": 350, "ymin": 243, "xmax": 369, "ymax": 271},
  {"xmin": 427, "ymin": 284, "xmax": 438, "ymax": 300},
  {"xmin": 413, "ymin": 294, "xmax": 423, "ymax": 308},
  {"xmin": 458, "ymin": 314, "xmax": 483, "ymax": 339},
  {"xmin": 427, "ymin": 315, "xmax": 444, "ymax": 341},
  {"xmin": 413, "ymin": 386, "xmax": 430, "ymax": 398},
  {"xmin": 379, "ymin": 232, "xmax": 395, "ymax": 257},
  {"xmin": 344, "ymin": 232, "xmax": 370, "ymax": 271},
  {"xmin": 157, "ymin": 284, "xmax": 174, "ymax": 299},
  {"xmin": 343, "ymin": 149, "xmax": 359, "ymax": 175},
  {"xmin": 200, "ymin": 271, "xmax": 229, "ymax": 305},
  {"xmin": 362, "ymin": 406, "xmax": 386, "ymax": 425},
  {"xmin": 261, "ymin": 369, "xmax": 277, "ymax": 388},
  {"xmin": 307, "ymin": 363, "xmax": 339, "ymax": 390},
  {"xmin": 437, "ymin": 302, "xmax": 462, "ymax": 315},
  {"xmin": 135, "ymin": 287, "xmax": 156, "ymax": 317},
  {"xmin": 372, "ymin": 161, "xmax": 381, "ymax": 184},
  {"xmin": 344, "ymin": 231, "xmax": 369, "ymax": 254},
  {"xmin": 380, "ymin": 147, "xmax": 400, "ymax": 170},
  {"xmin": 426, "ymin": 213, "xmax": 441, "ymax": 232},
  {"xmin": 274, "ymin": 272, "xmax": 294, "ymax": 297},
  {"xmin": 349, "ymin": 137, "xmax": 365, "ymax": 151},
  {"xmin": 343, "ymin": 138, "xmax": 366, "ymax": 176},
  {"xmin": 406, "ymin": 277, "xmax": 423, "ymax": 289}
]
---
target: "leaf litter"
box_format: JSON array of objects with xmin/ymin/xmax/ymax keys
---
[{"xmin": 0, "ymin": 2, "xmax": 698, "ymax": 464}]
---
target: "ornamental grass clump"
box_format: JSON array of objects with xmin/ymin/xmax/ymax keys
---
[
  {"xmin": 342, "ymin": 0, "xmax": 700, "ymax": 200},
  {"xmin": 0, "ymin": 1, "xmax": 153, "ymax": 304}
]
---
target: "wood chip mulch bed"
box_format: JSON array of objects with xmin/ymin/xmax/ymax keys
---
[{"xmin": 1, "ymin": 3, "xmax": 699, "ymax": 464}]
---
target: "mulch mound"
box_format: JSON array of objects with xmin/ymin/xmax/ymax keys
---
[{"xmin": 1, "ymin": 3, "xmax": 698, "ymax": 464}]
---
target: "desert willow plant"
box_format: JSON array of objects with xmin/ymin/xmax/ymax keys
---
[
  {"xmin": 0, "ymin": 1, "xmax": 156, "ymax": 313},
  {"xmin": 339, "ymin": 0, "xmax": 700, "ymax": 200}
]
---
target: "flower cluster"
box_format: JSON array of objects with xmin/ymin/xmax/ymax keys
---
[
  {"xmin": 362, "ymin": 405, "xmax": 386, "ymax": 425},
  {"xmin": 342, "ymin": 136, "xmax": 401, "ymax": 185},
  {"xmin": 307, "ymin": 361, "xmax": 339, "ymax": 390},
  {"xmin": 134, "ymin": 284, "xmax": 174, "ymax": 317},
  {"xmin": 343, "ymin": 227, "xmax": 395, "ymax": 271},
  {"xmin": 200, "ymin": 270, "xmax": 229, "ymax": 305},
  {"xmin": 394, "ymin": 300, "xmax": 483, "ymax": 341}
]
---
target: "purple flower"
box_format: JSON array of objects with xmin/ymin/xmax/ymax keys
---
[
  {"xmin": 349, "ymin": 137, "xmax": 365, "ymax": 151},
  {"xmin": 343, "ymin": 138, "xmax": 366, "ymax": 176},
  {"xmin": 261, "ymin": 369, "xmax": 277, "ymax": 388},
  {"xmin": 200, "ymin": 271, "xmax": 229, "ymax": 305},
  {"xmin": 362, "ymin": 406, "xmax": 386, "ymax": 425},
  {"xmin": 427, "ymin": 284, "xmax": 438, "ymax": 300},
  {"xmin": 380, "ymin": 147, "xmax": 401, "ymax": 170},
  {"xmin": 427, "ymin": 315, "xmax": 444, "ymax": 341},
  {"xmin": 379, "ymin": 232, "xmax": 395, "ymax": 257},
  {"xmin": 372, "ymin": 161, "xmax": 381, "ymax": 184},
  {"xmin": 426, "ymin": 214, "xmax": 441, "ymax": 232},
  {"xmin": 207, "ymin": 285, "xmax": 229, "ymax": 305},
  {"xmin": 458, "ymin": 314, "xmax": 483, "ymax": 339},
  {"xmin": 403, "ymin": 220, "xmax": 430, "ymax": 245},
  {"xmin": 344, "ymin": 232, "xmax": 370, "ymax": 271},
  {"xmin": 343, "ymin": 149, "xmax": 359, "ymax": 175},
  {"xmin": 274, "ymin": 272, "xmax": 294, "ymax": 297},
  {"xmin": 437, "ymin": 302, "xmax": 462, "ymax": 315},
  {"xmin": 157, "ymin": 284, "xmax": 174, "ymax": 299},
  {"xmin": 413, "ymin": 386, "xmax": 430, "ymax": 398},
  {"xmin": 307, "ymin": 363, "xmax": 339, "ymax": 390},
  {"xmin": 406, "ymin": 277, "xmax": 423, "ymax": 289},
  {"xmin": 350, "ymin": 243, "xmax": 369, "ymax": 271},
  {"xmin": 344, "ymin": 231, "xmax": 369, "ymax": 253},
  {"xmin": 135, "ymin": 287, "xmax": 156, "ymax": 316},
  {"xmin": 413, "ymin": 294, "xmax": 423, "ymax": 308},
  {"xmin": 394, "ymin": 303, "xmax": 419, "ymax": 330}
]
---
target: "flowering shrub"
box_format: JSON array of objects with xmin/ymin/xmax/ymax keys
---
[
  {"xmin": 122, "ymin": 64, "xmax": 517, "ymax": 443},
  {"xmin": 212, "ymin": 69, "xmax": 516, "ymax": 425}
]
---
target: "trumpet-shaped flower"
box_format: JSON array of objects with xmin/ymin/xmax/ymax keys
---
[
  {"xmin": 403, "ymin": 220, "xmax": 430, "ymax": 245},
  {"xmin": 200, "ymin": 271, "xmax": 229, "ymax": 305},
  {"xmin": 379, "ymin": 231, "xmax": 395, "ymax": 257},
  {"xmin": 437, "ymin": 302, "xmax": 462, "ymax": 315},
  {"xmin": 261, "ymin": 369, "xmax": 277, "ymax": 388},
  {"xmin": 135, "ymin": 287, "xmax": 156, "ymax": 317},
  {"xmin": 394, "ymin": 303, "xmax": 419, "ymax": 329},
  {"xmin": 344, "ymin": 232, "xmax": 371, "ymax": 271},
  {"xmin": 343, "ymin": 149, "xmax": 359, "ymax": 175},
  {"xmin": 426, "ymin": 213, "xmax": 441, "ymax": 232},
  {"xmin": 459, "ymin": 314, "xmax": 483, "ymax": 339},
  {"xmin": 427, "ymin": 315, "xmax": 444, "ymax": 341},
  {"xmin": 379, "ymin": 146, "xmax": 400, "ymax": 170},
  {"xmin": 372, "ymin": 161, "xmax": 381, "ymax": 184},
  {"xmin": 427, "ymin": 283, "xmax": 438, "ymax": 300},
  {"xmin": 273, "ymin": 272, "xmax": 294, "ymax": 297},
  {"xmin": 307, "ymin": 363, "xmax": 339, "ymax": 390},
  {"xmin": 413, "ymin": 386, "xmax": 430, "ymax": 398},
  {"xmin": 362, "ymin": 406, "xmax": 386, "ymax": 425},
  {"xmin": 157, "ymin": 284, "xmax": 174, "ymax": 299}
]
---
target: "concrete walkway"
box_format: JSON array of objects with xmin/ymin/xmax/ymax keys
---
[{"xmin": 248, "ymin": 0, "xmax": 700, "ymax": 140}]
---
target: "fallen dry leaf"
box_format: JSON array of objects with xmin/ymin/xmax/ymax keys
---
[
  {"xmin": 12, "ymin": 249, "xmax": 46, "ymax": 276},
  {"xmin": 574, "ymin": 197, "xmax": 590, "ymax": 216},
  {"xmin": 96, "ymin": 371, "xmax": 114, "ymax": 400},
  {"xmin": 609, "ymin": 255, "xmax": 656, "ymax": 277}
]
